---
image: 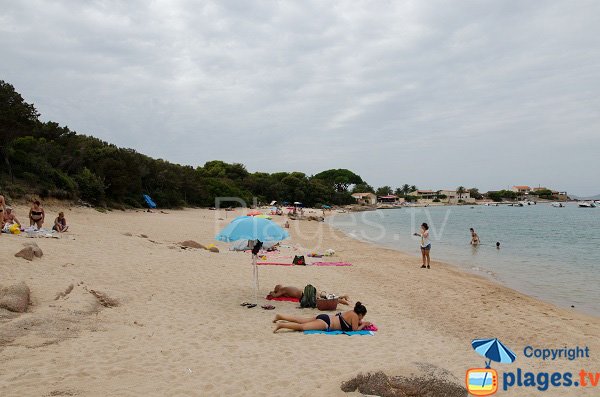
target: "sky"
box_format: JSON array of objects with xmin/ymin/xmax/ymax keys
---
[{"xmin": 1, "ymin": 0, "xmax": 599, "ymax": 196}]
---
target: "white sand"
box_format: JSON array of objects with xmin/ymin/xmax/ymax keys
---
[{"xmin": 1, "ymin": 206, "xmax": 599, "ymax": 396}]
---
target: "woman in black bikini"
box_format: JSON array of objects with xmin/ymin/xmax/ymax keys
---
[
  {"xmin": 272, "ymin": 302, "xmax": 370, "ymax": 333},
  {"xmin": 29, "ymin": 200, "xmax": 45, "ymax": 228}
]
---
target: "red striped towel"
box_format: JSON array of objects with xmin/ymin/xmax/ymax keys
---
[{"xmin": 266, "ymin": 295, "xmax": 300, "ymax": 302}]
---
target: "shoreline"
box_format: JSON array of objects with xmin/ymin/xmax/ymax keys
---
[
  {"xmin": 325, "ymin": 214, "xmax": 598, "ymax": 318},
  {"xmin": 1, "ymin": 206, "xmax": 599, "ymax": 396}
]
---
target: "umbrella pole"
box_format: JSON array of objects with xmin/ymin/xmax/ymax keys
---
[{"xmin": 253, "ymin": 253, "xmax": 258, "ymax": 304}]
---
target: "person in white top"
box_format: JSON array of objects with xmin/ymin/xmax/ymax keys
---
[{"xmin": 414, "ymin": 222, "xmax": 431, "ymax": 269}]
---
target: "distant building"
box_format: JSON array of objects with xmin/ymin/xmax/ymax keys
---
[
  {"xmin": 408, "ymin": 190, "xmax": 437, "ymax": 200},
  {"xmin": 438, "ymin": 189, "xmax": 472, "ymax": 204},
  {"xmin": 512, "ymin": 185, "xmax": 531, "ymax": 194},
  {"xmin": 351, "ymin": 192, "xmax": 377, "ymax": 205},
  {"xmin": 378, "ymin": 195, "xmax": 401, "ymax": 204}
]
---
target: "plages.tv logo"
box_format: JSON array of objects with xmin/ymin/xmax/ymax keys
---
[{"xmin": 466, "ymin": 338, "xmax": 517, "ymax": 396}]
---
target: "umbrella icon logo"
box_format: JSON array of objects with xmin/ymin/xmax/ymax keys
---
[{"xmin": 466, "ymin": 338, "xmax": 517, "ymax": 396}]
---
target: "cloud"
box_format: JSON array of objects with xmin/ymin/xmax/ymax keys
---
[{"xmin": 1, "ymin": 0, "xmax": 599, "ymax": 195}]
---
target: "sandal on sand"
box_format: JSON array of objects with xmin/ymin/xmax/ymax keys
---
[
  {"xmin": 261, "ymin": 305, "xmax": 275, "ymax": 310},
  {"xmin": 420, "ymin": 265, "xmax": 426, "ymax": 268},
  {"xmin": 246, "ymin": 304, "xmax": 257, "ymax": 308},
  {"xmin": 240, "ymin": 302, "xmax": 251, "ymax": 306}
]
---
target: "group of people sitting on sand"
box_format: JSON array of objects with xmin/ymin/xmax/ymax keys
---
[
  {"xmin": 0, "ymin": 194, "xmax": 69, "ymax": 233},
  {"xmin": 268, "ymin": 284, "xmax": 370, "ymax": 333}
]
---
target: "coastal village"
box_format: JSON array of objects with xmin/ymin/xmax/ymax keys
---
[{"xmin": 351, "ymin": 185, "xmax": 569, "ymax": 208}]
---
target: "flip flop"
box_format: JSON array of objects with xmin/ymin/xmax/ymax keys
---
[
  {"xmin": 240, "ymin": 302, "xmax": 251, "ymax": 306},
  {"xmin": 261, "ymin": 305, "xmax": 275, "ymax": 310},
  {"xmin": 246, "ymin": 304, "xmax": 257, "ymax": 308}
]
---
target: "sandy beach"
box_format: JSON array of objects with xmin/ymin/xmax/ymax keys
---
[{"xmin": 1, "ymin": 205, "xmax": 599, "ymax": 396}]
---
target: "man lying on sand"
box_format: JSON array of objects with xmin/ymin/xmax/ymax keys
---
[{"xmin": 269, "ymin": 284, "xmax": 351, "ymax": 305}]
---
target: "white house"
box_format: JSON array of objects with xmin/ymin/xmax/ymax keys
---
[{"xmin": 351, "ymin": 192, "xmax": 377, "ymax": 205}]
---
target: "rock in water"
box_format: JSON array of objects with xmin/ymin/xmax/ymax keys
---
[{"xmin": 0, "ymin": 282, "xmax": 31, "ymax": 313}]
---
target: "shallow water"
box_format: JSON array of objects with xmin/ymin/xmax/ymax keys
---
[{"xmin": 328, "ymin": 203, "xmax": 600, "ymax": 316}]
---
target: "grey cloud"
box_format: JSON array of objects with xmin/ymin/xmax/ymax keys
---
[{"xmin": 1, "ymin": 0, "xmax": 599, "ymax": 195}]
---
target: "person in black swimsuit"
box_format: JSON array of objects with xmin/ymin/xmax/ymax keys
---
[
  {"xmin": 272, "ymin": 302, "xmax": 370, "ymax": 333},
  {"xmin": 29, "ymin": 200, "xmax": 45, "ymax": 228}
]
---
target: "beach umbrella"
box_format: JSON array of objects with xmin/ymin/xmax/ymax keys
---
[
  {"xmin": 471, "ymin": 338, "xmax": 516, "ymax": 387},
  {"xmin": 216, "ymin": 216, "xmax": 289, "ymax": 304}
]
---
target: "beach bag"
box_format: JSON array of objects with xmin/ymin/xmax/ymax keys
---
[
  {"xmin": 300, "ymin": 284, "xmax": 317, "ymax": 308},
  {"xmin": 293, "ymin": 255, "xmax": 305, "ymax": 266}
]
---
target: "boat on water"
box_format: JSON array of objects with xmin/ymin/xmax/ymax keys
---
[
  {"xmin": 578, "ymin": 201, "xmax": 596, "ymax": 208},
  {"xmin": 552, "ymin": 202, "xmax": 565, "ymax": 208}
]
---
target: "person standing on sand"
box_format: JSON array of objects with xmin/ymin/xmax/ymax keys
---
[
  {"xmin": 414, "ymin": 222, "xmax": 431, "ymax": 269},
  {"xmin": 470, "ymin": 228, "xmax": 480, "ymax": 245},
  {"xmin": 29, "ymin": 200, "xmax": 45, "ymax": 228}
]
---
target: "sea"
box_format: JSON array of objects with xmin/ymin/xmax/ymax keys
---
[{"xmin": 327, "ymin": 203, "xmax": 600, "ymax": 316}]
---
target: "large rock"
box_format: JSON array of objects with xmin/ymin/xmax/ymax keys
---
[
  {"xmin": 15, "ymin": 246, "xmax": 35, "ymax": 261},
  {"xmin": 0, "ymin": 282, "xmax": 31, "ymax": 313},
  {"xmin": 179, "ymin": 240, "xmax": 206, "ymax": 249},
  {"xmin": 15, "ymin": 242, "xmax": 43, "ymax": 261}
]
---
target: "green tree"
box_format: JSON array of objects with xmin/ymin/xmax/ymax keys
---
[
  {"xmin": 469, "ymin": 187, "xmax": 483, "ymax": 200},
  {"xmin": 313, "ymin": 169, "xmax": 363, "ymax": 192},
  {"xmin": 376, "ymin": 186, "xmax": 393, "ymax": 196},
  {"xmin": 0, "ymin": 81, "xmax": 40, "ymax": 182}
]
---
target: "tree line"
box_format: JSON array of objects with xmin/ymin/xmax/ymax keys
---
[{"xmin": 0, "ymin": 80, "xmax": 379, "ymax": 208}]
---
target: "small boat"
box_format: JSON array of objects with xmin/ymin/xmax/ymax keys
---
[
  {"xmin": 578, "ymin": 201, "xmax": 596, "ymax": 208},
  {"xmin": 552, "ymin": 202, "xmax": 564, "ymax": 208}
]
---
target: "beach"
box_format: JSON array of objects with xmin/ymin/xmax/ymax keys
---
[{"xmin": 1, "ymin": 205, "xmax": 599, "ymax": 396}]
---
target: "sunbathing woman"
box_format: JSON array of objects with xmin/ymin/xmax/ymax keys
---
[
  {"xmin": 273, "ymin": 302, "xmax": 370, "ymax": 333},
  {"xmin": 29, "ymin": 200, "xmax": 45, "ymax": 228},
  {"xmin": 269, "ymin": 284, "xmax": 351, "ymax": 305}
]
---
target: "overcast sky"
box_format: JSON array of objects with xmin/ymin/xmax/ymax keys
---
[{"xmin": 1, "ymin": 1, "xmax": 599, "ymax": 195}]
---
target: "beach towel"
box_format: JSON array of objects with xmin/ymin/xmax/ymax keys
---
[
  {"xmin": 303, "ymin": 330, "xmax": 374, "ymax": 336},
  {"xmin": 257, "ymin": 262, "xmax": 293, "ymax": 266},
  {"xmin": 311, "ymin": 262, "xmax": 352, "ymax": 266},
  {"xmin": 266, "ymin": 295, "xmax": 299, "ymax": 302}
]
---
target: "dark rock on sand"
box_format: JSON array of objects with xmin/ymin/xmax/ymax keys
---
[
  {"xmin": 15, "ymin": 246, "xmax": 35, "ymax": 261},
  {"xmin": 15, "ymin": 243, "xmax": 43, "ymax": 261},
  {"xmin": 341, "ymin": 371, "xmax": 467, "ymax": 397},
  {"xmin": 180, "ymin": 240, "xmax": 206, "ymax": 249},
  {"xmin": 0, "ymin": 282, "xmax": 31, "ymax": 313}
]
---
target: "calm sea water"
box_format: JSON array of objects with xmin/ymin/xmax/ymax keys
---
[{"xmin": 328, "ymin": 204, "xmax": 600, "ymax": 316}]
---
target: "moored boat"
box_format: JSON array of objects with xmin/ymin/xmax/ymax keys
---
[{"xmin": 578, "ymin": 201, "xmax": 596, "ymax": 208}]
